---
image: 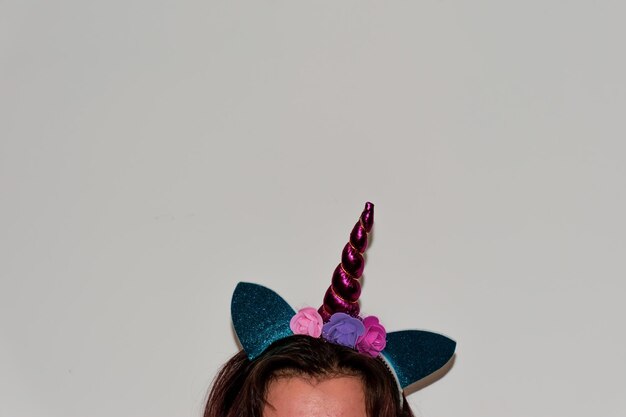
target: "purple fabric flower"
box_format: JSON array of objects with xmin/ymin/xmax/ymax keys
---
[
  {"xmin": 322, "ymin": 312, "xmax": 365, "ymax": 348},
  {"xmin": 356, "ymin": 316, "xmax": 387, "ymax": 357}
]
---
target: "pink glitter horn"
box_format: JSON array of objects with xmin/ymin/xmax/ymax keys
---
[{"xmin": 318, "ymin": 202, "xmax": 374, "ymax": 321}]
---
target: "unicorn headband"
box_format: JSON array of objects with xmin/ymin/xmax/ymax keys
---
[{"xmin": 231, "ymin": 202, "xmax": 456, "ymax": 390}]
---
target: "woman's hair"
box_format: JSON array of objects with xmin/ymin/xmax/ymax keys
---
[{"xmin": 204, "ymin": 335, "xmax": 415, "ymax": 417}]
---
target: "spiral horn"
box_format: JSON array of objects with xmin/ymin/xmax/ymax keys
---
[{"xmin": 318, "ymin": 202, "xmax": 374, "ymax": 321}]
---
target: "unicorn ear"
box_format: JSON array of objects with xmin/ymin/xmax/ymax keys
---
[
  {"xmin": 231, "ymin": 282, "xmax": 296, "ymax": 360},
  {"xmin": 381, "ymin": 330, "xmax": 456, "ymax": 389}
]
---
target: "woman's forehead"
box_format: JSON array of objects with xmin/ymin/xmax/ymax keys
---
[{"xmin": 263, "ymin": 376, "xmax": 367, "ymax": 417}]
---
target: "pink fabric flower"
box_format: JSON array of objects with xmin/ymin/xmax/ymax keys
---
[
  {"xmin": 290, "ymin": 307, "xmax": 323, "ymax": 338},
  {"xmin": 356, "ymin": 316, "xmax": 387, "ymax": 357}
]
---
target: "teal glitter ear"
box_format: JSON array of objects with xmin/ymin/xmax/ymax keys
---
[
  {"xmin": 381, "ymin": 330, "xmax": 456, "ymax": 389},
  {"xmin": 231, "ymin": 282, "xmax": 296, "ymax": 360}
]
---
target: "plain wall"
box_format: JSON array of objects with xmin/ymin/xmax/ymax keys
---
[{"xmin": 1, "ymin": 1, "xmax": 625, "ymax": 416}]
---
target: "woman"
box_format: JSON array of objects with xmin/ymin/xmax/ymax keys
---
[
  {"xmin": 205, "ymin": 336, "xmax": 412, "ymax": 417},
  {"xmin": 204, "ymin": 203, "xmax": 455, "ymax": 417}
]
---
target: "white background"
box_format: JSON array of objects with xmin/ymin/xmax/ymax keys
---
[{"xmin": 1, "ymin": 1, "xmax": 625, "ymax": 416}]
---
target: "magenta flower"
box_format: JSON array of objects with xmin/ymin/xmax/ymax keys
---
[
  {"xmin": 355, "ymin": 316, "xmax": 387, "ymax": 357},
  {"xmin": 290, "ymin": 307, "xmax": 323, "ymax": 338},
  {"xmin": 322, "ymin": 312, "xmax": 365, "ymax": 348}
]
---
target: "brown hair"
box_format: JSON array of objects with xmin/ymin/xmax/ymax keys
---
[{"xmin": 204, "ymin": 335, "xmax": 415, "ymax": 417}]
